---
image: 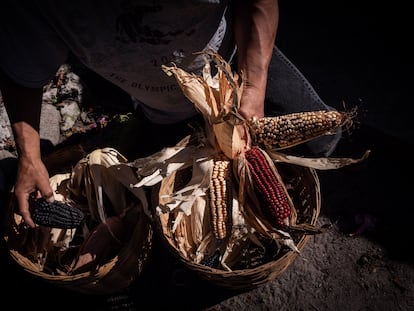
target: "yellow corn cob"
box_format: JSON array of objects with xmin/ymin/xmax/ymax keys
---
[
  {"xmin": 208, "ymin": 154, "xmax": 232, "ymax": 240},
  {"xmin": 249, "ymin": 110, "xmax": 354, "ymax": 150}
]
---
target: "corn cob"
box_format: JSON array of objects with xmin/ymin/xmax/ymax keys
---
[
  {"xmin": 31, "ymin": 198, "xmax": 85, "ymax": 229},
  {"xmin": 250, "ymin": 110, "xmax": 352, "ymax": 150},
  {"xmin": 208, "ymin": 154, "xmax": 232, "ymax": 240},
  {"xmin": 245, "ymin": 147, "xmax": 291, "ymax": 227},
  {"xmin": 200, "ymin": 249, "xmax": 222, "ymax": 268}
]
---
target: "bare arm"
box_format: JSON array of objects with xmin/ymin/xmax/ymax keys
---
[
  {"xmin": 0, "ymin": 72, "xmax": 54, "ymax": 228},
  {"xmin": 233, "ymin": 0, "xmax": 279, "ymax": 120}
]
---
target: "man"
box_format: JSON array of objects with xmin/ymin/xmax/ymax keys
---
[{"xmin": 0, "ymin": 0, "xmax": 339, "ymax": 228}]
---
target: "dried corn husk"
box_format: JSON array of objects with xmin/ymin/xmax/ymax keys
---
[
  {"xmin": 4, "ymin": 147, "xmax": 153, "ymax": 294},
  {"xmin": 162, "ymin": 50, "xmax": 250, "ymax": 160},
  {"xmin": 68, "ymin": 147, "xmax": 131, "ymax": 222},
  {"xmin": 131, "ymin": 50, "xmax": 369, "ymax": 287},
  {"xmin": 268, "ymin": 149, "xmax": 371, "ymax": 169}
]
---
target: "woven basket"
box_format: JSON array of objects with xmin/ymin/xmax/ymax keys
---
[
  {"xmin": 3, "ymin": 149, "xmax": 153, "ymax": 295},
  {"xmin": 153, "ymin": 162, "xmax": 321, "ymax": 290}
]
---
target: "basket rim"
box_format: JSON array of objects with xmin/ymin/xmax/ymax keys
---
[
  {"xmin": 3, "ymin": 158, "xmax": 154, "ymax": 295},
  {"xmin": 153, "ymin": 163, "xmax": 321, "ymax": 289}
]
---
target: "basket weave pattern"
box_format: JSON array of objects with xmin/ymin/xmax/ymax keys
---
[
  {"xmin": 154, "ymin": 162, "xmax": 321, "ymax": 290},
  {"xmin": 3, "ymin": 149, "xmax": 153, "ymax": 295}
]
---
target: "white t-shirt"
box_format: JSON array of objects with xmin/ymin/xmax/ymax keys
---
[{"xmin": 0, "ymin": 0, "xmax": 234, "ymax": 123}]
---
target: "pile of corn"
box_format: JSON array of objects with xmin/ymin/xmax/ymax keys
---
[
  {"xmin": 7, "ymin": 147, "xmax": 151, "ymax": 279},
  {"xmin": 5, "ymin": 51, "xmax": 369, "ymax": 282},
  {"xmin": 128, "ymin": 50, "xmax": 369, "ymax": 271}
]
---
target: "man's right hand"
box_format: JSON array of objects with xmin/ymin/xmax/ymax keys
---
[
  {"xmin": 0, "ymin": 70, "xmax": 53, "ymax": 228},
  {"xmin": 14, "ymin": 155, "xmax": 54, "ymax": 228}
]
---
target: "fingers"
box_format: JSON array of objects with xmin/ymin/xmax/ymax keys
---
[
  {"xmin": 16, "ymin": 188, "xmax": 54, "ymax": 228},
  {"xmin": 34, "ymin": 188, "xmax": 55, "ymax": 203},
  {"xmin": 239, "ymin": 87, "xmax": 265, "ymax": 120},
  {"xmin": 15, "ymin": 192, "xmax": 36, "ymax": 228},
  {"xmin": 37, "ymin": 170, "xmax": 55, "ymax": 203},
  {"xmin": 43, "ymin": 192, "xmax": 55, "ymax": 203},
  {"xmin": 14, "ymin": 159, "xmax": 54, "ymax": 228}
]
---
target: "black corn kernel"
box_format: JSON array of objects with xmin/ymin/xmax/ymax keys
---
[
  {"xmin": 31, "ymin": 198, "xmax": 84, "ymax": 229},
  {"xmin": 201, "ymin": 249, "xmax": 221, "ymax": 268}
]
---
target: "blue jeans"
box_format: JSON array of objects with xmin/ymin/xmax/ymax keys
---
[{"xmin": 265, "ymin": 46, "xmax": 342, "ymax": 156}]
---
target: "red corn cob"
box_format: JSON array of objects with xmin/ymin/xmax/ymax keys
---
[{"xmin": 245, "ymin": 146, "xmax": 291, "ymax": 227}]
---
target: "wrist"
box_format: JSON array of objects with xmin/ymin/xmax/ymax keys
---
[
  {"xmin": 12, "ymin": 121, "xmax": 41, "ymax": 160},
  {"xmin": 239, "ymin": 86, "xmax": 265, "ymax": 120}
]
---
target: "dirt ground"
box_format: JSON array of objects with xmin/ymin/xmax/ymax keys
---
[{"xmin": 1, "ymin": 1, "xmax": 413, "ymax": 310}]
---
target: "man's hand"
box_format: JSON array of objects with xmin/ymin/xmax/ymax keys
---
[
  {"xmin": 1, "ymin": 70, "xmax": 53, "ymax": 227},
  {"xmin": 14, "ymin": 155, "xmax": 54, "ymax": 228},
  {"xmin": 10, "ymin": 121, "xmax": 54, "ymax": 228},
  {"xmin": 238, "ymin": 83, "xmax": 265, "ymax": 121}
]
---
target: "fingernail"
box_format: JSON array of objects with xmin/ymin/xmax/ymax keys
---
[{"xmin": 45, "ymin": 194, "xmax": 55, "ymax": 203}]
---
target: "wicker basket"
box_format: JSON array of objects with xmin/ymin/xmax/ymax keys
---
[
  {"xmin": 3, "ymin": 149, "xmax": 153, "ymax": 295},
  {"xmin": 153, "ymin": 162, "xmax": 321, "ymax": 290}
]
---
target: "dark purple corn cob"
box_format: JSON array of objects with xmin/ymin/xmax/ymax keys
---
[
  {"xmin": 201, "ymin": 249, "xmax": 221, "ymax": 268},
  {"xmin": 32, "ymin": 198, "xmax": 85, "ymax": 229}
]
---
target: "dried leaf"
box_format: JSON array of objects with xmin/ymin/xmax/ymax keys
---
[
  {"xmin": 190, "ymin": 196, "xmax": 209, "ymax": 245},
  {"xmin": 158, "ymin": 151, "xmax": 214, "ymax": 215},
  {"xmin": 268, "ymin": 149, "xmax": 371, "ymax": 170},
  {"xmin": 130, "ymin": 135, "xmax": 206, "ymax": 189},
  {"xmin": 162, "ymin": 65, "xmax": 212, "ymax": 118},
  {"xmin": 163, "ymin": 51, "xmax": 249, "ymax": 160}
]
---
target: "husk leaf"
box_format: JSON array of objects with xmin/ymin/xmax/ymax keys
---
[{"xmin": 268, "ymin": 149, "xmax": 371, "ymax": 170}]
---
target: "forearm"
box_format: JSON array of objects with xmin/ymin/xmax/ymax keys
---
[
  {"xmin": 233, "ymin": 0, "xmax": 279, "ymax": 119},
  {"xmin": 0, "ymin": 72, "xmax": 43, "ymax": 159},
  {"xmin": 11, "ymin": 122, "xmax": 42, "ymax": 161},
  {"xmin": 0, "ymin": 72, "xmax": 50, "ymax": 228}
]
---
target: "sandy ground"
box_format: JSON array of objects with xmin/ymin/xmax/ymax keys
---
[{"xmin": 1, "ymin": 1, "xmax": 413, "ymax": 310}]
